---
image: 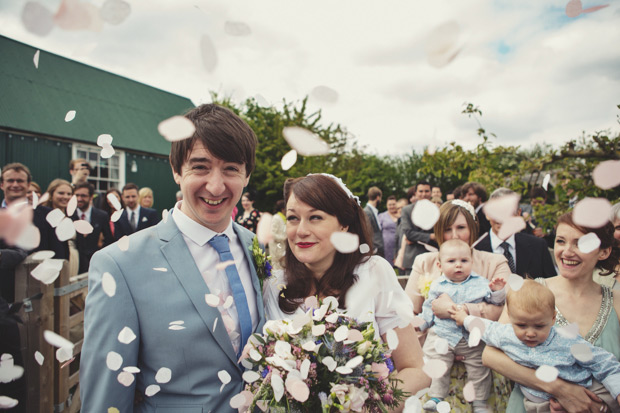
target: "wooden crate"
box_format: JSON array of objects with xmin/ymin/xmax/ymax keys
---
[{"xmin": 14, "ymin": 255, "xmax": 87, "ymax": 413}]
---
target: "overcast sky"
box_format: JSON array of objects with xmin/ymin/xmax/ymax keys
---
[{"xmin": 1, "ymin": 0, "xmax": 619, "ymax": 155}]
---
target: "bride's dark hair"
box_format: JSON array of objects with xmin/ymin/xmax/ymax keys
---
[{"xmin": 279, "ymin": 175, "xmax": 373, "ymax": 313}]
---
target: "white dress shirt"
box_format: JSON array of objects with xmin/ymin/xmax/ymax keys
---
[
  {"xmin": 172, "ymin": 202, "xmax": 258, "ymax": 354},
  {"xmin": 366, "ymin": 203, "xmax": 381, "ymax": 230},
  {"xmin": 489, "ymin": 230, "xmax": 517, "ymax": 266},
  {"xmin": 78, "ymin": 205, "xmax": 92, "ymax": 222},
  {"xmin": 127, "ymin": 205, "xmax": 140, "ymax": 225}
]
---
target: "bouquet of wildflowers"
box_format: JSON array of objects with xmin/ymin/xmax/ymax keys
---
[
  {"xmin": 250, "ymin": 236, "xmax": 272, "ymax": 289},
  {"xmin": 232, "ymin": 296, "xmax": 407, "ymax": 412}
]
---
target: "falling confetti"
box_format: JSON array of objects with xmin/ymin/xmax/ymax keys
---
[
  {"xmin": 242, "ymin": 370, "xmax": 260, "ymax": 384},
  {"xmin": 542, "ymin": 174, "xmax": 551, "ymax": 191},
  {"xmin": 556, "ymin": 322, "xmax": 579, "ymax": 339},
  {"xmin": 117, "ymin": 235, "xmax": 129, "ymax": 251},
  {"xmin": 311, "ymin": 85, "xmax": 339, "ymax": 103},
  {"xmin": 98, "ymin": 134, "xmax": 114, "ymax": 147},
  {"xmin": 592, "ymin": 160, "xmax": 620, "ymax": 190},
  {"xmin": 117, "ymin": 326, "xmax": 136, "ymax": 344},
  {"xmin": 282, "ymin": 126, "xmax": 330, "ymax": 156},
  {"xmin": 100, "ymin": 144, "xmax": 115, "ymax": 159},
  {"xmin": 162, "ymin": 209, "xmax": 169, "ymax": 223},
  {"xmin": 577, "ymin": 232, "xmax": 601, "ymax": 253},
  {"xmin": 205, "ymin": 293, "xmax": 221, "ymax": 307},
  {"xmin": 230, "ymin": 390, "xmax": 253, "ymax": 409},
  {"xmin": 155, "ymin": 367, "xmax": 171, "ymax": 384},
  {"xmin": 412, "ymin": 200, "xmax": 440, "ymax": 230},
  {"xmin": 571, "ymin": 342, "xmax": 593, "ymax": 362},
  {"xmin": 122, "ymin": 366, "xmax": 140, "ymax": 374},
  {"xmin": 359, "ymin": 243, "xmax": 370, "ymax": 254},
  {"xmin": 436, "ymin": 401, "xmax": 451, "ymax": 413},
  {"xmin": 34, "ymin": 351, "xmax": 44, "ymax": 366},
  {"xmin": 322, "ymin": 356, "xmax": 337, "ymax": 372},
  {"xmin": 33, "ymin": 50, "xmax": 40, "ymax": 68},
  {"xmin": 153, "ymin": 267, "xmax": 168, "ymax": 272},
  {"xmin": 111, "ymin": 209, "xmax": 123, "ymax": 222},
  {"xmin": 426, "ymin": 20, "xmax": 462, "ymax": 68},
  {"xmin": 200, "ymin": 34, "xmax": 217, "ymax": 73},
  {"xmin": 334, "ymin": 325, "xmax": 349, "ymax": 342},
  {"xmin": 0, "ymin": 396, "xmax": 18, "ymax": 409},
  {"xmin": 46, "ymin": 208, "xmax": 65, "ymax": 228},
  {"xmin": 74, "ymin": 220, "xmax": 94, "ymax": 235},
  {"xmin": 403, "ymin": 396, "xmax": 422, "ymax": 413},
  {"xmin": 64, "ymin": 110, "xmax": 76, "ymax": 122},
  {"xmin": 483, "ymin": 194, "xmax": 520, "ymax": 224},
  {"xmin": 0, "ymin": 354, "xmax": 25, "ymax": 383},
  {"xmin": 463, "ymin": 380, "xmax": 476, "ymax": 402},
  {"xmin": 256, "ymin": 212, "xmax": 273, "ymax": 245},
  {"xmin": 497, "ymin": 217, "xmax": 526, "ymax": 240},
  {"xmin": 55, "ymin": 217, "xmax": 76, "ymax": 241},
  {"xmin": 158, "ymin": 116, "xmax": 196, "ymax": 142},
  {"xmin": 31, "ymin": 259, "xmax": 63, "ymax": 284},
  {"xmin": 271, "ymin": 373, "xmax": 284, "ymax": 401},
  {"xmin": 535, "ymin": 365, "xmax": 558, "ymax": 382},
  {"xmin": 100, "ymin": 0, "xmax": 131, "ymax": 25},
  {"xmin": 507, "ymin": 274, "xmax": 524, "ymax": 291},
  {"xmin": 281, "ymin": 149, "xmax": 297, "ymax": 171},
  {"xmin": 43, "ymin": 330, "xmax": 74, "ymax": 350},
  {"xmin": 224, "ymin": 21, "xmax": 252, "ymax": 36},
  {"xmin": 330, "ymin": 232, "xmax": 359, "ymax": 253},
  {"xmin": 31, "ymin": 250, "xmax": 55, "ymax": 260},
  {"xmin": 386, "ymin": 329, "xmax": 399, "ymax": 350},
  {"xmin": 572, "ymin": 198, "xmax": 612, "ymax": 228},
  {"xmin": 106, "ymin": 351, "xmax": 122, "ymax": 371},
  {"xmin": 117, "ymin": 371, "xmax": 134, "ymax": 387},
  {"xmin": 468, "ymin": 327, "xmax": 482, "ymax": 347},
  {"xmin": 102, "ymin": 272, "xmax": 116, "ymax": 297},
  {"xmin": 434, "ymin": 337, "xmax": 449, "ymax": 355},
  {"xmin": 21, "ymin": 1, "xmax": 54, "ymax": 36},
  {"xmin": 145, "ymin": 384, "xmax": 160, "ymax": 396},
  {"xmin": 422, "ymin": 359, "xmax": 448, "ymax": 378}
]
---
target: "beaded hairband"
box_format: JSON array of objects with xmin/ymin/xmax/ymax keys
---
[
  {"xmin": 308, "ymin": 173, "xmax": 361, "ymax": 206},
  {"xmin": 450, "ymin": 199, "xmax": 477, "ymax": 220}
]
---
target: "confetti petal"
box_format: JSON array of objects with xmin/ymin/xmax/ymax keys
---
[
  {"xmin": 155, "ymin": 367, "xmax": 171, "ymax": 384},
  {"xmin": 578, "ymin": 232, "xmax": 601, "ymax": 254},
  {"xmin": 200, "ymin": 34, "xmax": 217, "ymax": 73},
  {"xmin": 403, "ymin": 396, "xmax": 422, "ymax": 413},
  {"xmin": 411, "ymin": 315, "xmax": 426, "ymax": 328},
  {"xmin": 101, "ymin": 272, "xmax": 116, "ymax": 297},
  {"xmin": 15, "ymin": 224, "xmax": 41, "ymax": 250},
  {"xmin": 412, "ymin": 200, "xmax": 440, "ymax": 230},
  {"xmin": 468, "ymin": 327, "xmax": 482, "ymax": 347},
  {"xmin": 161, "ymin": 209, "xmax": 169, "ymax": 223},
  {"xmin": 168, "ymin": 325, "xmax": 185, "ymax": 331},
  {"xmin": 508, "ymin": 274, "xmax": 524, "ymax": 291},
  {"xmin": 271, "ymin": 373, "xmax": 284, "ymax": 401},
  {"xmin": 592, "ymin": 160, "xmax": 620, "ymax": 190},
  {"xmin": 117, "ymin": 326, "xmax": 136, "ymax": 344},
  {"xmin": 570, "ymin": 342, "xmax": 593, "ymax": 362},
  {"xmin": 359, "ymin": 243, "xmax": 370, "ymax": 254},
  {"xmin": 256, "ymin": 212, "xmax": 273, "ymax": 245},
  {"xmin": 224, "ymin": 21, "xmax": 251, "ymax": 36},
  {"xmin": 43, "ymin": 330, "xmax": 74, "ymax": 350},
  {"xmin": 345, "ymin": 355, "xmax": 364, "ymax": 369},
  {"xmin": 100, "ymin": 144, "xmax": 115, "ymax": 159},
  {"xmin": 145, "ymin": 384, "xmax": 160, "ymax": 397},
  {"xmin": 55, "ymin": 217, "xmax": 76, "ymax": 242},
  {"xmin": 581, "ymin": 4, "xmax": 609, "ymax": 13},
  {"xmin": 106, "ymin": 351, "xmax": 122, "ymax": 371},
  {"xmin": 242, "ymin": 370, "xmax": 260, "ymax": 384},
  {"xmin": 282, "ymin": 126, "xmax": 330, "ymax": 156},
  {"xmin": 497, "ymin": 216, "xmax": 526, "ymax": 240},
  {"xmin": 322, "ymin": 356, "xmax": 337, "ymax": 372},
  {"xmin": 215, "ymin": 260, "xmax": 235, "ymax": 271},
  {"xmin": 31, "ymin": 259, "xmax": 63, "ymax": 284},
  {"xmin": 422, "ymin": 359, "xmax": 448, "ymax": 379},
  {"xmin": 334, "ymin": 325, "xmax": 349, "ymax": 342},
  {"xmin": 38, "ymin": 192, "xmax": 50, "ymax": 205},
  {"xmin": 572, "ymin": 198, "xmax": 612, "ymax": 228},
  {"xmin": 0, "ymin": 354, "xmax": 24, "ymax": 383},
  {"xmin": 123, "ymin": 366, "xmax": 140, "ymax": 374},
  {"xmin": 117, "ymin": 371, "xmax": 134, "ymax": 387},
  {"xmin": 386, "ymin": 329, "xmax": 399, "ymax": 350},
  {"xmin": 304, "ymin": 296, "xmax": 318, "ymax": 310},
  {"xmin": 34, "ymin": 351, "xmax": 44, "ymax": 366},
  {"xmin": 426, "ymin": 20, "xmax": 461, "ymax": 68},
  {"xmin": 117, "ymin": 235, "xmax": 129, "ymax": 251},
  {"xmin": 335, "ymin": 365, "xmax": 353, "ymax": 375},
  {"xmin": 74, "ymin": 220, "xmax": 93, "ymax": 235},
  {"xmin": 565, "ymin": 0, "xmax": 583, "ymax": 17},
  {"xmin": 535, "ymin": 365, "xmax": 558, "ymax": 382},
  {"xmin": 46, "ymin": 208, "xmax": 65, "ymax": 228},
  {"xmin": 205, "ymin": 293, "xmax": 221, "ymax": 307},
  {"xmin": 463, "ymin": 380, "xmax": 476, "ymax": 402},
  {"xmin": 311, "ymin": 85, "xmax": 339, "ymax": 103},
  {"xmin": 556, "ymin": 322, "xmax": 579, "ymax": 339},
  {"xmin": 153, "ymin": 267, "xmax": 168, "ymax": 272},
  {"xmin": 31, "ymin": 250, "xmax": 55, "ymax": 260},
  {"xmin": 111, "ymin": 209, "xmax": 123, "ymax": 222},
  {"xmin": 21, "ymin": 1, "xmax": 55, "ymax": 36},
  {"xmin": 436, "ymin": 401, "xmax": 451, "ymax": 413},
  {"xmin": 467, "ymin": 317, "xmax": 487, "ymax": 337},
  {"xmin": 0, "ymin": 396, "xmax": 18, "ymax": 409},
  {"xmin": 434, "ymin": 337, "xmax": 449, "ymax": 355},
  {"xmin": 281, "ymin": 149, "xmax": 297, "ymax": 171},
  {"xmin": 347, "ymin": 329, "xmax": 364, "ymax": 342},
  {"xmin": 222, "ymin": 295, "xmax": 234, "ymax": 309},
  {"xmin": 64, "ymin": 110, "xmax": 76, "ymax": 122},
  {"xmin": 330, "ymin": 232, "xmax": 359, "ymax": 253},
  {"xmin": 158, "ymin": 116, "xmax": 196, "ymax": 142},
  {"xmin": 312, "ymin": 324, "xmax": 326, "ymax": 336},
  {"xmin": 218, "ymin": 369, "xmax": 231, "ymax": 384},
  {"xmin": 98, "ymin": 134, "xmax": 114, "ymax": 147},
  {"xmin": 67, "ymin": 195, "xmax": 77, "ymax": 217},
  {"xmin": 542, "ymin": 174, "xmax": 551, "ymax": 191},
  {"xmin": 99, "ymin": 0, "xmax": 131, "ymax": 25},
  {"xmin": 483, "ymin": 194, "xmax": 520, "ymax": 224},
  {"xmin": 33, "ymin": 50, "xmax": 40, "ymax": 68}
]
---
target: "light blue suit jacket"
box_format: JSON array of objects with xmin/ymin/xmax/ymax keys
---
[{"xmin": 80, "ymin": 217, "xmax": 266, "ymax": 412}]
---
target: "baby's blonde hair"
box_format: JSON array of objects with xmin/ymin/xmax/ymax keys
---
[
  {"xmin": 506, "ymin": 279, "xmax": 555, "ymax": 316},
  {"xmin": 438, "ymin": 238, "xmax": 472, "ymax": 261}
]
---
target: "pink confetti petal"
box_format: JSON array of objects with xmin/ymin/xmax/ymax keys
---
[
  {"xmin": 117, "ymin": 235, "xmax": 129, "ymax": 251},
  {"xmin": 386, "ymin": 329, "xmax": 399, "ymax": 350},
  {"xmin": 74, "ymin": 220, "xmax": 93, "ymax": 235},
  {"xmin": 111, "ymin": 209, "xmax": 123, "ymax": 222},
  {"xmin": 256, "ymin": 212, "xmax": 273, "ymax": 245},
  {"xmin": 64, "ymin": 110, "xmax": 76, "ymax": 122},
  {"xmin": 330, "ymin": 232, "xmax": 359, "ymax": 253},
  {"xmin": 566, "ymin": 0, "xmax": 583, "ymax": 17},
  {"xmin": 411, "ymin": 315, "xmax": 425, "ymax": 328},
  {"xmin": 581, "ymin": 4, "xmax": 609, "ymax": 13},
  {"xmin": 102, "ymin": 272, "xmax": 116, "ymax": 297},
  {"xmin": 281, "ymin": 149, "xmax": 297, "ymax": 171},
  {"xmin": 200, "ymin": 34, "xmax": 217, "ymax": 73},
  {"xmin": 508, "ymin": 274, "xmax": 524, "ymax": 291},
  {"xmin": 117, "ymin": 371, "xmax": 134, "ymax": 387},
  {"xmin": 542, "ymin": 174, "xmax": 551, "ymax": 191},
  {"xmin": 155, "ymin": 367, "xmax": 171, "ymax": 383},
  {"xmin": 117, "ymin": 326, "xmax": 136, "ymax": 344},
  {"xmin": 224, "ymin": 21, "xmax": 252, "ymax": 36},
  {"xmin": 535, "ymin": 365, "xmax": 558, "ymax": 382},
  {"xmin": 34, "ymin": 351, "xmax": 44, "ymax": 366},
  {"xmin": 304, "ymin": 296, "xmax": 318, "ymax": 310},
  {"xmin": 347, "ymin": 329, "xmax": 364, "ymax": 342},
  {"xmin": 100, "ymin": 0, "xmax": 131, "ymax": 25},
  {"xmin": 33, "ymin": 50, "xmax": 40, "ymax": 68},
  {"xmin": 570, "ymin": 342, "xmax": 593, "ymax": 362},
  {"xmin": 426, "ymin": 21, "xmax": 461, "ymax": 68},
  {"xmin": 106, "ymin": 351, "xmax": 122, "ymax": 371},
  {"xmin": 572, "ymin": 198, "xmax": 612, "ymax": 228},
  {"xmin": 578, "ymin": 232, "xmax": 601, "ymax": 253},
  {"xmin": 158, "ymin": 116, "xmax": 196, "ymax": 142},
  {"xmin": 311, "ymin": 85, "xmax": 339, "ymax": 103},
  {"xmin": 145, "ymin": 384, "xmax": 160, "ymax": 397},
  {"xmin": 592, "ymin": 160, "xmax": 620, "ymax": 190},
  {"xmin": 463, "ymin": 380, "xmax": 476, "ymax": 402},
  {"xmin": 46, "ymin": 208, "xmax": 65, "ymax": 228},
  {"xmin": 21, "ymin": 1, "xmax": 55, "ymax": 36},
  {"xmin": 215, "ymin": 260, "xmax": 235, "ymax": 271},
  {"xmin": 54, "ymin": 0, "xmax": 91, "ymax": 31},
  {"xmin": 286, "ymin": 377, "xmax": 310, "ymax": 402},
  {"xmin": 497, "ymin": 216, "xmax": 526, "ymax": 240},
  {"xmin": 423, "ymin": 359, "xmax": 448, "ymax": 379},
  {"xmin": 483, "ymin": 194, "xmax": 520, "ymax": 224},
  {"xmin": 412, "ymin": 199, "xmax": 440, "ymax": 230},
  {"xmin": 98, "ymin": 134, "xmax": 114, "ymax": 147},
  {"xmin": 282, "ymin": 126, "xmax": 330, "ymax": 156}
]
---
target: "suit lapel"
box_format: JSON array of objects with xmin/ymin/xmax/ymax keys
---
[
  {"xmin": 159, "ymin": 219, "xmax": 240, "ymax": 368},
  {"xmin": 514, "ymin": 234, "xmax": 529, "ymax": 275}
]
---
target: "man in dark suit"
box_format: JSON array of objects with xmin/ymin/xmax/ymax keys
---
[
  {"xmin": 363, "ymin": 186, "xmax": 384, "ymax": 257},
  {"xmin": 475, "ymin": 187, "xmax": 556, "ymax": 278},
  {"xmin": 463, "ymin": 181, "xmax": 491, "ymax": 236},
  {"xmin": 71, "ymin": 182, "xmax": 113, "ymax": 273},
  {"xmin": 114, "ymin": 183, "xmax": 160, "ymax": 240}
]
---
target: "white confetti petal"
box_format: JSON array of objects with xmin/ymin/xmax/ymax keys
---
[
  {"xmin": 230, "ymin": 391, "xmax": 253, "ymax": 409},
  {"xmin": 111, "ymin": 209, "xmax": 123, "ymax": 223},
  {"xmin": 436, "ymin": 401, "xmax": 451, "ymax": 413},
  {"xmin": 434, "ymin": 337, "xmax": 449, "ymax": 355},
  {"xmin": 250, "ymin": 349, "xmax": 261, "ymax": 361},
  {"xmin": 66, "ymin": 195, "xmax": 77, "ymax": 216},
  {"xmin": 335, "ymin": 366, "xmax": 353, "ymax": 375},
  {"xmin": 483, "ymin": 194, "xmax": 520, "ymax": 224},
  {"xmin": 463, "ymin": 380, "xmax": 476, "ymax": 402},
  {"xmin": 312, "ymin": 324, "xmax": 326, "ymax": 336},
  {"xmin": 359, "ymin": 243, "xmax": 370, "ymax": 254},
  {"xmin": 33, "ymin": 50, "xmax": 40, "ymax": 68},
  {"xmin": 271, "ymin": 373, "xmax": 284, "ymax": 401},
  {"xmin": 43, "ymin": 330, "xmax": 74, "ymax": 350},
  {"xmin": 242, "ymin": 370, "xmax": 260, "ymax": 383},
  {"xmin": 56, "ymin": 347, "xmax": 73, "ymax": 363},
  {"xmin": 300, "ymin": 359, "xmax": 311, "ymax": 380},
  {"xmin": 169, "ymin": 320, "xmax": 184, "ymax": 325},
  {"xmin": 15, "ymin": 224, "xmax": 41, "ymax": 250},
  {"xmin": 100, "ymin": 143, "xmax": 115, "ymax": 159},
  {"xmin": 168, "ymin": 325, "xmax": 186, "ymax": 331},
  {"xmin": 123, "ymin": 366, "xmax": 140, "ymax": 374},
  {"xmin": 508, "ymin": 274, "xmax": 524, "ymax": 291},
  {"xmin": 158, "ymin": 116, "xmax": 196, "ymax": 142},
  {"xmin": 213, "ymin": 318, "xmax": 218, "ymax": 332},
  {"xmin": 200, "ymin": 34, "xmax": 217, "ymax": 73},
  {"xmin": 101, "ymin": 272, "xmax": 116, "ymax": 297},
  {"xmin": 497, "ymin": 216, "xmax": 526, "ymax": 240},
  {"xmin": 311, "ymin": 85, "xmax": 339, "ymax": 103},
  {"xmin": 570, "ymin": 343, "xmax": 593, "ymax": 362},
  {"xmin": 403, "ymin": 396, "xmax": 422, "ymax": 413},
  {"xmin": 0, "ymin": 395, "xmax": 18, "ymax": 409},
  {"xmin": 542, "ymin": 174, "xmax": 551, "ymax": 191},
  {"xmin": 572, "ymin": 198, "xmax": 612, "ymax": 228},
  {"xmin": 218, "ymin": 369, "xmax": 231, "ymax": 384},
  {"xmin": 21, "ymin": 1, "xmax": 54, "ymax": 36},
  {"xmin": 281, "ymin": 149, "xmax": 297, "ymax": 171},
  {"xmin": 145, "ymin": 384, "xmax": 160, "ymax": 397},
  {"xmin": 422, "ymin": 359, "xmax": 448, "ymax": 379},
  {"xmin": 412, "ymin": 200, "xmax": 440, "ymax": 230},
  {"xmin": 161, "ymin": 209, "xmax": 169, "ymax": 223},
  {"xmin": 64, "ymin": 110, "xmax": 76, "ymax": 122},
  {"xmin": 31, "ymin": 259, "xmax": 63, "ymax": 284},
  {"xmin": 330, "ymin": 232, "xmax": 359, "ymax": 254},
  {"xmin": 535, "ymin": 365, "xmax": 558, "ymax": 383},
  {"xmin": 205, "ymin": 293, "xmax": 221, "ymax": 307},
  {"xmin": 468, "ymin": 327, "xmax": 482, "ymax": 347},
  {"xmin": 224, "ymin": 21, "xmax": 252, "ymax": 36},
  {"xmin": 577, "ymin": 232, "xmax": 601, "ymax": 254},
  {"xmin": 556, "ymin": 322, "xmax": 579, "ymax": 339},
  {"xmin": 117, "ymin": 326, "xmax": 136, "ymax": 344},
  {"xmin": 322, "ymin": 356, "xmax": 337, "ymax": 372},
  {"xmin": 426, "ymin": 21, "xmax": 461, "ymax": 68},
  {"xmin": 31, "ymin": 250, "xmax": 55, "ymax": 260},
  {"xmin": 215, "ymin": 260, "xmax": 235, "ymax": 271},
  {"xmin": 100, "ymin": 0, "xmax": 131, "ymax": 25},
  {"xmin": 155, "ymin": 367, "xmax": 171, "ymax": 384},
  {"xmin": 106, "ymin": 351, "xmax": 122, "ymax": 371},
  {"xmin": 117, "ymin": 371, "xmax": 134, "ymax": 387},
  {"xmin": 282, "ymin": 126, "xmax": 330, "ymax": 156},
  {"xmin": 386, "ymin": 329, "xmax": 399, "ymax": 350},
  {"xmin": 106, "ymin": 191, "xmax": 121, "ymax": 209},
  {"xmin": 117, "ymin": 235, "xmax": 129, "ymax": 251},
  {"xmin": 56, "ymin": 217, "xmax": 76, "ymax": 242},
  {"xmin": 74, "ymin": 220, "xmax": 93, "ymax": 235},
  {"xmin": 46, "ymin": 208, "xmax": 65, "ymax": 228},
  {"xmin": 334, "ymin": 325, "xmax": 349, "ymax": 342},
  {"xmin": 34, "ymin": 351, "xmax": 44, "ymax": 366},
  {"xmin": 153, "ymin": 267, "xmax": 168, "ymax": 272},
  {"xmin": 345, "ymin": 355, "xmax": 364, "ymax": 369},
  {"xmin": 0, "ymin": 354, "xmax": 24, "ymax": 383}
]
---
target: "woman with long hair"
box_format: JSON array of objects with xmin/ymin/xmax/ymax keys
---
[
  {"xmin": 235, "ymin": 191, "xmax": 260, "ymax": 233},
  {"xmin": 43, "ymin": 178, "xmax": 73, "ymax": 213},
  {"xmin": 264, "ymin": 174, "xmax": 430, "ymax": 411}
]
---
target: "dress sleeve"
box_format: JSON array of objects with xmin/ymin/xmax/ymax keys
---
[{"xmin": 263, "ymin": 269, "xmax": 286, "ymax": 322}]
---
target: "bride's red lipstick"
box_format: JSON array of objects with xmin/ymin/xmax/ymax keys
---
[{"xmin": 297, "ymin": 242, "xmax": 315, "ymax": 248}]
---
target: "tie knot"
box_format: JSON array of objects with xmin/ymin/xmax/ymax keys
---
[
  {"xmin": 208, "ymin": 234, "xmax": 231, "ymax": 253},
  {"xmin": 500, "ymin": 241, "xmax": 510, "ymax": 250}
]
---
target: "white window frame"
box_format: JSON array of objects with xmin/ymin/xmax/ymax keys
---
[{"xmin": 72, "ymin": 143, "xmax": 126, "ymax": 192}]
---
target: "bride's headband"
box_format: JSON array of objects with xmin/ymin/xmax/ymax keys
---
[
  {"xmin": 450, "ymin": 199, "xmax": 477, "ymax": 220},
  {"xmin": 308, "ymin": 173, "xmax": 361, "ymax": 206}
]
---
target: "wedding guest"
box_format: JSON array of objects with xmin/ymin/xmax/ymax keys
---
[
  {"xmin": 364, "ymin": 186, "xmax": 384, "ymax": 257},
  {"xmin": 404, "ymin": 199, "xmax": 512, "ymax": 410},
  {"xmin": 43, "ymin": 179, "xmax": 79, "ymax": 275},
  {"xmin": 138, "ymin": 187, "xmax": 154, "ymax": 209},
  {"xmin": 264, "ymin": 174, "xmax": 430, "ymax": 411},
  {"xmin": 26, "ymin": 181, "xmax": 41, "ymax": 205},
  {"xmin": 100, "ymin": 188, "xmax": 123, "ymax": 239},
  {"xmin": 69, "ymin": 158, "xmax": 90, "ymax": 186},
  {"xmin": 431, "ymin": 196, "xmax": 442, "ymax": 208},
  {"xmin": 593, "ymin": 202, "xmax": 620, "ymax": 290},
  {"xmin": 483, "ymin": 212, "xmax": 620, "ymax": 412},
  {"xmin": 463, "ymin": 181, "xmax": 491, "ymax": 235},
  {"xmin": 432, "ymin": 186, "xmax": 442, "ymax": 201},
  {"xmin": 454, "ymin": 280, "xmax": 620, "ymax": 412},
  {"xmin": 378, "ymin": 195, "xmax": 399, "ymax": 265},
  {"xmin": 268, "ymin": 200, "xmax": 286, "ymax": 271},
  {"xmin": 446, "ymin": 190, "xmax": 455, "ymax": 201},
  {"xmin": 114, "ymin": 183, "xmax": 159, "ymax": 240},
  {"xmin": 419, "ymin": 239, "xmax": 506, "ymax": 412},
  {"xmin": 236, "ymin": 191, "xmax": 260, "ymax": 233}
]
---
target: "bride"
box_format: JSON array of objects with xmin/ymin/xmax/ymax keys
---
[{"xmin": 263, "ymin": 174, "xmax": 430, "ymax": 412}]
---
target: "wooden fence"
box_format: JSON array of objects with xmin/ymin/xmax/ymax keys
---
[{"xmin": 14, "ymin": 255, "xmax": 87, "ymax": 413}]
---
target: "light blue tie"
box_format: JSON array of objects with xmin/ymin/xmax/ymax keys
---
[{"xmin": 208, "ymin": 234, "xmax": 252, "ymax": 356}]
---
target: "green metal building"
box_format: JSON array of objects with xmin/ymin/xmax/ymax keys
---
[{"xmin": 0, "ymin": 35, "xmax": 194, "ymax": 212}]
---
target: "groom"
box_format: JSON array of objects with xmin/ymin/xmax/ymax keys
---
[{"xmin": 80, "ymin": 104, "xmax": 265, "ymax": 412}]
